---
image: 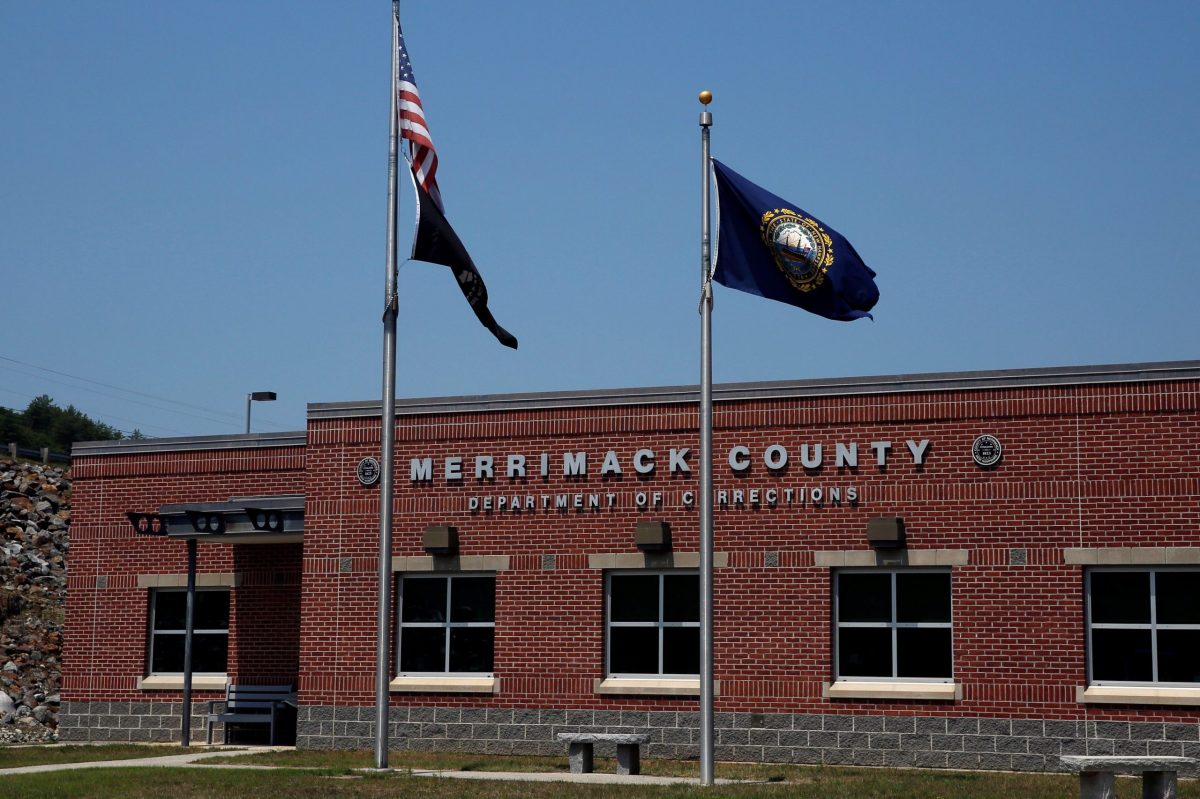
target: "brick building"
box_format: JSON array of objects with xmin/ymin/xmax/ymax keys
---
[{"xmin": 60, "ymin": 360, "xmax": 1200, "ymax": 772}]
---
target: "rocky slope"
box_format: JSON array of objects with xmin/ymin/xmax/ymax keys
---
[{"xmin": 0, "ymin": 458, "xmax": 67, "ymax": 742}]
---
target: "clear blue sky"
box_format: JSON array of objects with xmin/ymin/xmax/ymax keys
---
[{"xmin": 2, "ymin": 1, "xmax": 1197, "ymax": 438}]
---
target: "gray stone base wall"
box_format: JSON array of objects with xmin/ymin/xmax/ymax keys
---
[
  {"xmin": 295, "ymin": 706, "xmax": 1200, "ymax": 777},
  {"xmin": 59, "ymin": 700, "xmax": 210, "ymax": 743},
  {"xmin": 60, "ymin": 701, "xmax": 1200, "ymax": 776}
]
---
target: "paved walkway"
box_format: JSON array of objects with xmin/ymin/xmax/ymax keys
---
[
  {"xmin": 400, "ymin": 768, "xmax": 744, "ymax": 786},
  {"xmin": 0, "ymin": 746, "xmax": 286, "ymax": 776}
]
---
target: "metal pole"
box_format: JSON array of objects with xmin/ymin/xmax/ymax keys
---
[
  {"xmin": 373, "ymin": 0, "xmax": 401, "ymax": 771},
  {"xmin": 181, "ymin": 537, "xmax": 197, "ymax": 746},
  {"xmin": 697, "ymin": 91, "xmax": 715, "ymax": 786},
  {"xmin": 244, "ymin": 394, "xmax": 251, "ymax": 434}
]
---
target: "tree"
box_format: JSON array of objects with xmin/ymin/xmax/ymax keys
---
[{"xmin": 1, "ymin": 396, "xmax": 123, "ymax": 452}]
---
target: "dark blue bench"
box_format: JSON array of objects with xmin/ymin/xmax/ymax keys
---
[{"xmin": 206, "ymin": 684, "xmax": 296, "ymax": 745}]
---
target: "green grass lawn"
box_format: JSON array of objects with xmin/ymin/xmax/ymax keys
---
[
  {"xmin": 1, "ymin": 763, "xmax": 1195, "ymax": 799},
  {"xmin": 0, "ymin": 746, "xmax": 1197, "ymax": 798}
]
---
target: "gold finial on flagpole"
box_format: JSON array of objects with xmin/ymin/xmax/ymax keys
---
[{"xmin": 698, "ymin": 90, "xmax": 713, "ymax": 105}]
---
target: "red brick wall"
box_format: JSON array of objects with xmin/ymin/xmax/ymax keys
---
[
  {"xmin": 66, "ymin": 375, "xmax": 1200, "ymax": 726},
  {"xmin": 63, "ymin": 447, "xmax": 305, "ymax": 703}
]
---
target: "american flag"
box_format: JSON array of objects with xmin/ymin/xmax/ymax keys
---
[{"xmin": 397, "ymin": 24, "xmax": 443, "ymax": 212}]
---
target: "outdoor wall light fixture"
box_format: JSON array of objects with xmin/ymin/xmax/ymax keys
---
[
  {"xmin": 635, "ymin": 520, "xmax": 672, "ymax": 552},
  {"xmin": 866, "ymin": 516, "xmax": 906, "ymax": 549},
  {"xmin": 245, "ymin": 508, "xmax": 284, "ymax": 533},
  {"xmin": 422, "ymin": 525, "xmax": 458, "ymax": 555},
  {"xmin": 185, "ymin": 511, "xmax": 226, "ymax": 535},
  {"xmin": 126, "ymin": 512, "xmax": 167, "ymax": 536}
]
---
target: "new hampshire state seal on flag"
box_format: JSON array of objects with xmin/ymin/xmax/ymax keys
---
[{"xmin": 711, "ymin": 159, "xmax": 879, "ymax": 322}]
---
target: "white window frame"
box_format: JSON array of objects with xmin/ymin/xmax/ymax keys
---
[
  {"xmin": 833, "ymin": 568, "xmax": 954, "ymax": 683},
  {"xmin": 147, "ymin": 587, "xmax": 230, "ymax": 677},
  {"xmin": 1086, "ymin": 567, "xmax": 1200, "ymax": 687},
  {"xmin": 395, "ymin": 573, "xmax": 495, "ymax": 677},
  {"xmin": 605, "ymin": 570, "xmax": 699, "ymax": 679}
]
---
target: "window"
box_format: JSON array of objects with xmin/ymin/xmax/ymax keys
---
[
  {"xmin": 1087, "ymin": 569, "xmax": 1200, "ymax": 685},
  {"xmin": 606, "ymin": 571, "xmax": 699, "ymax": 677},
  {"xmin": 148, "ymin": 588, "xmax": 230, "ymax": 675},
  {"xmin": 397, "ymin": 574, "xmax": 495, "ymax": 675},
  {"xmin": 834, "ymin": 570, "xmax": 952, "ymax": 681}
]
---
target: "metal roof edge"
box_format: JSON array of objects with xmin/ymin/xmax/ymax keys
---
[
  {"xmin": 72, "ymin": 431, "xmax": 307, "ymax": 457},
  {"xmin": 307, "ymin": 360, "xmax": 1200, "ymax": 420}
]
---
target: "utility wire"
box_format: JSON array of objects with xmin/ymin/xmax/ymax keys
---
[
  {"xmin": 0, "ymin": 386, "xmax": 189, "ymax": 437},
  {"xmin": 1, "ymin": 362, "xmax": 239, "ymax": 428},
  {"xmin": 0, "ymin": 353, "xmax": 292, "ymax": 429},
  {"xmin": 0, "ymin": 355, "xmax": 294, "ymax": 431}
]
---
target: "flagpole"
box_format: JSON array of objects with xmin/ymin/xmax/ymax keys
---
[
  {"xmin": 374, "ymin": 0, "xmax": 401, "ymax": 772},
  {"xmin": 697, "ymin": 90, "xmax": 715, "ymax": 787}
]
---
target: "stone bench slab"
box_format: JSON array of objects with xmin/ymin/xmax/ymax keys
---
[
  {"xmin": 1060, "ymin": 756, "xmax": 1194, "ymax": 799},
  {"xmin": 556, "ymin": 733, "xmax": 651, "ymax": 744},
  {"xmin": 1060, "ymin": 756, "xmax": 1193, "ymax": 773}
]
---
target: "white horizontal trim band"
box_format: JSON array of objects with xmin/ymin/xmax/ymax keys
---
[
  {"xmin": 824, "ymin": 680, "xmax": 960, "ymax": 701},
  {"xmin": 389, "ymin": 676, "xmax": 499, "ymax": 694},
  {"xmin": 1078, "ymin": 685, "xmax": 1200, "ymax": 706},
  {"xmin": 138, "ymin": 675, "xmax": 228, "ymax": 691},
  {"xmin": 137, "ymin": 573, "xmax": 240, "ymax": 588},
  {"xmin": 594, "ymin": 678, "xmax": 715, "ymax": 697}
]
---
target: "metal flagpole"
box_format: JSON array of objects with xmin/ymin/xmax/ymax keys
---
[
  {"xmin": 180, "ymin": 537, "xmax": 197, "ymax": 746},
  {"xmin": 697, "ymin": 90, "xmax": 715, "ymax": 786},
  {"xmin": 373, "ymin": 0, "xmax": 402, "ymax": 771}
]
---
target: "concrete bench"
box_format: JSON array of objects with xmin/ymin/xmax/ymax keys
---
[
  {"xmin": 556, "ymin": 732, "xmax": 651, "ymax": 775},
  {"xmin": 1060, "ymin": 756, "xmax": 1194, "ymax": 799}
]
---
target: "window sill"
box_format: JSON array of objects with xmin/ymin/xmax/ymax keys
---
[
  {"xmin": 138, "ymin": 675, "xmax": 229, "ymax": 691},
  {"xmin": 594, "ymin": 678, "xmax": 715, "ymax": 696},
  {"xmin": 389, "ymin": 676, "xmax": 499, "ymax": 694},
  {"xmin": 1078, "ymin": 685, "xmax": 1200, "ymax": 706},
  {"xmin": 824, "ymin": 681, "xmax": 960, "ymax": 701}
]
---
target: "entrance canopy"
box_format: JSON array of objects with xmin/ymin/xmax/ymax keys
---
[{"xmin": 131, "ymin": 494, "xmax": 304, "ymax": 544}]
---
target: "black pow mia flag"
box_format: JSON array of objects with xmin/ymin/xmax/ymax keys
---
[{"xmin": 410, "ymin": 181, "xmax": 518, "ymax": 349}]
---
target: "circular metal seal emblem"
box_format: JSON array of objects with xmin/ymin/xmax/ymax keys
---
[
  {"xmin": 356, "ymin": 457, "xmax": 381, "ymax": 486},
  {"xmin": 971, "ymin": 435, "xmax": 1003, "ymax": 468}
]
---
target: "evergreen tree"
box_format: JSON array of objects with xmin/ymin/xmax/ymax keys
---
[{"xmin": 0, "ymin": 395, "xmax": 123, "ymax": 452}]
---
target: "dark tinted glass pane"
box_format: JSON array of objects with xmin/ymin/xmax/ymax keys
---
[
  {"xmin": 449, "ymin": 628, "xmax": 494, "ymax": 673},
  {"xmin": 451, "ymin": 577, "xmax": 495, "ymax": 623},
  {"xmin": 402, "ymin": 578, "xmax": 447, "ymax": 623},
  {"xmin": 1156, "ymin": 572, "xmax": 1200, "ymax": 625},
  {"xmin": 611, "ymin": 575, "xmax": 658, "ymax": 622},
  {"xmin": 194, "ymin": 591, "xmax": 230, "ymax": 630},
  {"xmin": 151, "ymin": 633, "xmax": 183, "ymax": 672},
  {"xmin": 663, "ymin": 627, "xmax": 699, "ymax": 675},
  {"xmin": 191, "ymin": 633, "xmax": 229, "ymax": 673},
  {"xmin": 153, "ymin": 592, "xmax": 186, "ymax": 631},
  {"xmin": 896, "ymin": 573, "xmax": 950, "ymax": 623},
  {"xmin": 838, "ymin": 573, "xmax": 890, "ymax": 623},
  {"xmin": 609, "ymin": 627, "xmax": 658, "ymax": 674},
  {"xmin": 1092, "ymin": 629, "xmax": 1152, "ymax": 681},
  {"xmin": 897, "ymin": 628, "xmax": 952, "ymax": 678},
  {"xmin": 400, "ymin": 627, "xmax": 446, "ymax": 672},
  {"xmin": 838, "ymin": 627, "xmax": 892, "ymax": 677},
  {"xmin": 1157, "ymin": 630, "xmax": 1200, "ymax": 683},
  {"xmin": 1090, "ymin": 572, "xmax": 1150, "ymax": 624},
  {"xmin": 663, "ymin": 574, "xmax": 699, "ymax": 622}
]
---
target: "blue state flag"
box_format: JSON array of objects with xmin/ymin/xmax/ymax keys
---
[{"xmin": 712, "ymin": 159, "xmax": 878, "ymax": 321}]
